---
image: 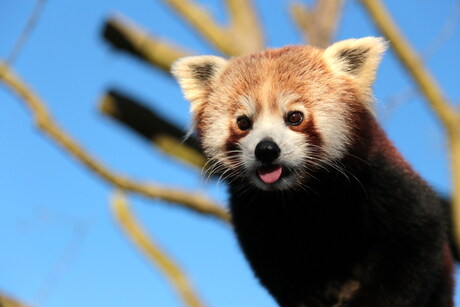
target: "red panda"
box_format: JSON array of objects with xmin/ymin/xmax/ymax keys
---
[{"xmin": 172, "ymin": 37, "xmax": 455, "ymax": 307}]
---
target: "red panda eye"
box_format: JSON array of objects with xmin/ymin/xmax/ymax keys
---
[
  {"xmin": 286, "ymin": 111, "xmax": 303, "ymax": 126},
  {"xmin": 237, "ymin": 116, "xmax": 252, "ymax": 131}
]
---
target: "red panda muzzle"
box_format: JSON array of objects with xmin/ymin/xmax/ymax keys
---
[{"xmin": 255, "ymin": 140, "xmax": 283, "ymax": 183}]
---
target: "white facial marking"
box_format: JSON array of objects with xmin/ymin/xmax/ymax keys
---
[
  {"xmin": 202, "ymin": 115, "xmax": 230, "ymax": 161},
  {"xmin": 237, "ymin": 93, "xmax": 311, "ymax": 190},
  {"xmin": 201, "ymin": 90, "xmax": 352, "ymax": 191},
  {"xmin": 313, "ymin": 103, "xmax": 350, "ymax": 161},
  {"xmin": 238, "ymin": 95, "xmax": 257, "ymax": 118},
  {"xmin": 278, "ymin": 92, "xmax": 301, "ymax": 112}
]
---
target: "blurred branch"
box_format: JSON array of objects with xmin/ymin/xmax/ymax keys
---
[
  {"xmin": 99, "ymin": 90, "xmax": 206, "ymax": 169},
  {"xmin": 103, "ymin": 15, "xmax": 191, "ymax": 72},
  {"xmin": 0, "ymin": 62, "xmax": 230, "ymax": 223},
  {"xmin": 6, "ymin": 0, "xmax": 47, "ymax": 65},
  {"xmin": 102, "ymin": 2, "xmax": 264, "ymax": 170},
  {"xmin": 290, "ymin": 0, "xmax": 345, "ymax": 48},
  {"xmin": 111, "ymin": 192, "xmax": 207, "ymax": 307},
  {"xmin": 360, "ymin": 0, "xmax": 460, "ymax": 254},
  {"xmin": 383, "ymin": 0, "xmax": 460, "ymax": 119},
  {"xmin": 0, "ymin": 293, "xmax": 31, "ymax": 307},
  {"xmin": 226, "ymin": 0, "xmax": 264, "ymax": 53},
  {"xmin": 359, "ymin": 0, "xmax": 457, "ymax": 127},
  {"xmin": 160, "ymin": 0, "xmax": 238, "ymax": 55}
]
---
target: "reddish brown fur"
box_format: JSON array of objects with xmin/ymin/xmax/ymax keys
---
[
  {"xmin": 301, "ymin": 117, "xmax": 323, "ymax": 149},
  {"xmin": 199, "ymin": 46, "xmax": 370, "ymax": 154}
]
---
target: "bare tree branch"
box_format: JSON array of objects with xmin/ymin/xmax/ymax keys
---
[
  {"xmin": 226, "ymin": 0, "xmax": 264, "ymax": 53},
  {"xmin": 290, "ymin": 2, "xmax": 313, "ymax": 42},
  {"xmin": 360, "ymin": 0, "xmax": 460, "ymax": 254},
  {"xmin": 290, "ymin": 0, "xmax": 345, "ymax": 48},
  {"xmin": 103, "ymin": 15, "xmax": 191, "ymax": 72},
  {"xmin": 99, "ymin": 90, "xmax": 206, "ymax": 169},
  {"xmin": 0, "ymin": 293, "xmax": 31, "ymax": 307},
  {"xmin": 383, "ymin": 0, "xmax": 460, "ymax": 120},
  {"xmin": 160, "ymin": 0, "xmax": 238, "ymax": 56},
  {"xmin": 360, "ymin": 0, "xmax": 456, "ymax": 125},
  {"xmin": 111, "ymin": 192, "xmax": 208, "ymax": 307},
  {"xmin": 0, "ymin": 62, "xmax": 230, "ymax": 223}
]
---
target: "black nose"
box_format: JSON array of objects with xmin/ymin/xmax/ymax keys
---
[{"xmin": 255, "ymin": 140, "xmax": 281, "ymax": 164}]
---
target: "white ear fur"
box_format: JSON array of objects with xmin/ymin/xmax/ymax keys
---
[
  {"xmin": 171, "ymin": 55, "xmax": 228, "ymax": 108},
  {"xmin": 323, "ymin": 37, "xmax": 387, "ymax": 88}
]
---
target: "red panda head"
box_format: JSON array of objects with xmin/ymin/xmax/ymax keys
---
[{"xmin": 172, "ymin": 37, "xmax": 387, "ymax": 191}]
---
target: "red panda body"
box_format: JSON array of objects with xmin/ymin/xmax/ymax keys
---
[{"xmin": 172, "ymin": 38, "xmax": 455, "ymax": 307}]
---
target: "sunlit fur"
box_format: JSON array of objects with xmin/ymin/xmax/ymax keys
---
[
  {"xmin": 171, "ymin": 38, "xmax": 384, "ymax": 189},
  {"xmin": 172, "ymin": 37, "xmax": 454, "ymax": 307}
]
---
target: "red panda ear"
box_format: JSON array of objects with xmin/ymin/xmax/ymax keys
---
[
  {"xmin": 171, "ymin": 55, "xmax": 228, "ymax": 107},
  {"xmin": 323, "ymin": 37, "xmax": 387, "ymax": 88}
]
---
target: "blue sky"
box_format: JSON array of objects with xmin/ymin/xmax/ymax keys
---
[{"xmin": 1, "ymin": 1, "xmax": 459, "ymax": 306}]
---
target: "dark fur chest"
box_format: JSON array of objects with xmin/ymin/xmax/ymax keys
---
[
  {"xmin": 229, "ymin": 177, "xmax": 371, "ymax": 306},
  {"xmin": 228, "ymin": 160, "xmax": 451, "ymax": 307}
]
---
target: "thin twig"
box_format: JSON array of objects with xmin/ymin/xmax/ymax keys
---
[
  {"xmin": 360, "ymin": 0, "xmax": 460, "ymax": 254},
  {"xmin": 160, "ymin": 0, "xmax": 238, "ymax": 55},
  {"xmin": 383, "ymin": 0, "xmax": 460, "ymax": 119},
  {"xmin": 111, "ymin": 192, "xmax": 207, "ymax": 307},
  {"xmin": 290, "ymin": 0, "xmax": 345, "ymax": 48},
  {"xmin": 380, "ymin": 88, "xmax": 417, "ymax": 121},
  {"xmin": 6, "ymin": 0, "xmax": 47, "ymax": 65},
  {"xmin": 422, "ymin": 0, "xmax": 460, "ymax": 60},
  {"xmin": 34, "ymin": 222, "xmax": 88, "ymax": 306},
  {"xmin": 103, "ymin": 15, "xmax": 191, "ymax": 72},
  {"xmin": 0, "ymin": 62, "xmax": 230, "ymax": 223}
]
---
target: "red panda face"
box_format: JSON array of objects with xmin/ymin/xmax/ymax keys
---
[{"xmin": 172, "ymin": 38, "xmax": 387, "ymax": 190}]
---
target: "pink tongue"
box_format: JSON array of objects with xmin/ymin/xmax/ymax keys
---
[{"xmin": 258, "ymin": 166, "xmax": 283, "ymax": 184}]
